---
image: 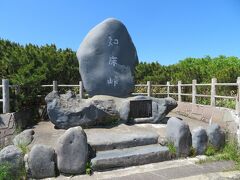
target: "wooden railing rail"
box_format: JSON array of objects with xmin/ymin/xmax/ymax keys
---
[{"xmin": 1, "ymin": 77, "xmax": 240, "ymax": 115}]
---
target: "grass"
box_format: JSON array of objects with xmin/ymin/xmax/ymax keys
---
[
  {"xmin": 167, "ymin": 142, "xmax": 176, "ymax": 155},
  {"xmin": 17, "ymin": 143, "xmax": 29, "ymax": 155},
  {"xmin": 198, "ymin": 139, "xmax": 240, "ymax": 170},
  {"xmin": 85, "ymin": 162, "xmax": 92, "ymax": 176},
  {"xmin": 0, "ymin": 162, "xmax": 26, "ymax": 180},
  {"xmin": 0, "ymin": 142, "xmax": 28, "ymax": 180},
  {"xmin": 189, "ymin": 146, "xmax": 197, "ymax": 157},
  {"xmin": 0, "ymin": 163, "xmax": 12, "ymax": 180},
  {"xmin": 205, "ymin": 144, "xmax": 217, "ymax": 156}
]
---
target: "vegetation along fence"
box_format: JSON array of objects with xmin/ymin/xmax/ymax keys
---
[{"xmin": 1, "ymin": 78, "xmax": 240, "ymax": 115}]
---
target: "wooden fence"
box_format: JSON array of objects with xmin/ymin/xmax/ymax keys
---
[{"xmin": 1, "ymin": 78, "xmax": 240, "ymax": 114}]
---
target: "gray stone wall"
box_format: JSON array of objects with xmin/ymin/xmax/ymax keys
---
[
  {"xmin": 172, "ymin": 102, "xmax": 240, "ymax": 141},
  {"xmin": 0, "ymin": 111, "xmax": 31, "ymax": 148}
]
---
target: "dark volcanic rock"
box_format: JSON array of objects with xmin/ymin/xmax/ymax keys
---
[
  {"xmin": 13, "ymin": 129, "xmax": 34, "ymax": 147},
  {"xmin": 166, "ymin": 117, "xmax": 192, "ymax": 157},
  {"xmin": 55, "ymin": 127, "xmax": 88, "ymax": 175},
  {"xmin": 192, "ymin": 127, "xmax": 208, "ymax": 155},
  {"xmin": 45, "ymin": 91, "xmax": 177, "ymax": 129},
  {"xmin": 0, "ymin": 145, "xmax": 24, "ymax": 175},
  {"xmin": 77, "ymin": 18, "xmax": 138, "ymax": 97},
  {"xmin": 207, "ymin": 124, "xmax": 225, "ymax": 150},
  {"xmin": 27, "ymin": 144, "xmax": 56, "ymax": 179}
]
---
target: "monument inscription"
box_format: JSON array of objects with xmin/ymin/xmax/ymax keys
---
[
  {"xmin": 129, "ymin": 100, "xmax": 152, "ymax": 118},
  {"xmin": 77, "ymin": 18, "xmax": 138, "ymax": 97}
]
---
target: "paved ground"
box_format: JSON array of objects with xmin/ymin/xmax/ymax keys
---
[
  {"xmin": 30, "ymin": 112, "xmax": 209, "ymax": 148},
  {"xmin": 53, "ymin": 157, "xmax": 239, "ymax": 180},
  {"xmin": 30, "ymin": 114, "xmax": 239, "ymax": 179}
]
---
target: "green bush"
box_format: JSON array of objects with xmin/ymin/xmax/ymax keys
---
[
  {"xmin": 1, "ymin": 38, "xmax": 240, "ymax": 113},
  {"xmin": 0, "ymin": 39, "xmax": 79, "ymax": 112}
]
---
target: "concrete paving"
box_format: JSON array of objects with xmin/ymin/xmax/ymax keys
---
[
  {"xmin": 85, "ymin": 124, "xmax": 159, "ymax": 151},
  {"xmin": 91, "ymin": 144, "xmax": 170, "ymax": 171},
  {"xmin": 30, "ymin": 113, "xmax": 224, "ymax": 179},
  {"xmin": 53, "ymin": 156, "xmax": 239, "ymax": 180},
  {"xmin": 30, "ymin": 112, "xmax": 209, "ymax": 148}
]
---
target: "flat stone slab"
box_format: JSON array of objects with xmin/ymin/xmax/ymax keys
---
[
  {"xmin": 29, "ymin": 113, "xmax": 208, "ymax": 149},
  {"xmin": 85, "ymin": 124, "xmax": 159, "ymax": 151},
  {"xmin": 55, "ymin": 158, "xmax": 236, "ymax": 180},
  {"xmin": 91, "ymin": 144, "xmax": 171, "ymax": 171}
]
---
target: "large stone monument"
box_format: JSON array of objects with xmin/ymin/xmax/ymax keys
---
[
  {"xmin": 77, "ymin": 18, "xmax": 138, "ymax": 97},
  {"xmin": 46, "ymin": 18, "xmax": 177, "ymax": 129}
]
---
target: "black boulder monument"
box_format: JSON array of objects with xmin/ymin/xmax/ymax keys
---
[
  {"xmin": 77, "ymin": 18, "xmax": 138, "ymax": 97},
  {"xmin": 45, "ymin": 18, "xmax": 178, "ymax": 129}
]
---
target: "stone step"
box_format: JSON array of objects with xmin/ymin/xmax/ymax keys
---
[
  {"xmin": 91, "ymin": 144, "xmax": 171, "ymax": 171},
  {"xmin": 85, "ymin": 124, "xmax": 159, "ymax": 151}
]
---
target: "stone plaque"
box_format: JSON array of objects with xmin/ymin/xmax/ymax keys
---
[{"xmin": 129, "ymin": 100, "xmax": 152, "ymax": 118}]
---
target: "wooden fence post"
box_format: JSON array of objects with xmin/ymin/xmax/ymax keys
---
[
  {"xmin": 79, "ymin": 81, "xmax": 83, "ymax": 99},
  {"xmin": 236, "ymin": 77, "xmax": 240, "ymax": 115},
  {"xmin": 167, "ymin": 81, "xmax": 170, "ymax": 98},
  {"xmin": 178, "ymin": 81, "xmax": 182, "ymax": 102},
  {"xmin": 2, "ymin": 79, "xmax": 10, "ymax": 113},
  {"xmin": 211, "ymin": 78, "xmax": 217, "ymax": 106},
  {"xmin": 53, "ymin": 81, "xmax": 58, "ymax": 92},
  {"xmin": 192, "ymin": 79, "xmax": 197, "ymax": 104},
  {"xmin": 147, "ymin": 81, "xmax": 151, "ymax": 97}
]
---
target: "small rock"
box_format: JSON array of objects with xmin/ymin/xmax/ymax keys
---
[
  {"xmin": 28, "ymin": 144, "xmax": 56, "ymax": 178},
  {"xmin": 158, "ymin": 137, "xmax": 168, "ymax": 146},
  {"xmin": 207, "ymin": 124, "xmax": 225, "ymax": 150},
  {"xmin": 0, "ymin": 145, "xmax": 24, "ymax": 174},
  {"xmin": 55, "ymin": 126, "xmax": 88, "ymax": 174},
  {"xmin": 166, "ymin": 117, "xmax": 192, "ymax": 157},
  {"xmin": 192, "ymin": 127, "xmax": 208, "ymax": 155},
  {"xmin": 13, "ymin": 129, "xmax": 34, "ymax": 147}
]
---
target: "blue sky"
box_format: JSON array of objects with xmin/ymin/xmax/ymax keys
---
[{"xmin": 0, "ymin": 0, "xmax": 240, "ymax": 65}]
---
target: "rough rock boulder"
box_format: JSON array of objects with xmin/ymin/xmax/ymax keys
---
[
  {"xmin": 166, "ymin": 117, "xmax": 192, "ymax": 157},
  {"xmin": 55, "ymin": 126, "xmax": 88, "ymax": 175},
  {"xmin": 45, "ymin": 91, "xmax": 177, "ymax": 129},
  {"xmin": 0, "ymin": 145, "xmax": 24, "ymax": 175},
  {"xmin": 192, "ymin": 127, "xmax": 208, "ymax": 155},
  {"xmin": 77, "ymin": 18, "xmax": 138, "ymax": 97},
  {"xmin": 27, "ymin": 144, "xmax": 56, "ymax": 179},
  {"xmin": 207, "ymin": 124, "xmax": 225, "ymax": 150}
]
